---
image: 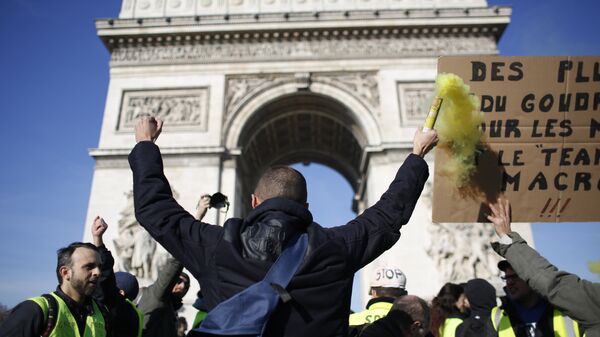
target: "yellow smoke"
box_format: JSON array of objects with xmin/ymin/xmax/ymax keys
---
[{"xmin": 435, "ymin": 73, "xmax": 484, "ymax": 188}]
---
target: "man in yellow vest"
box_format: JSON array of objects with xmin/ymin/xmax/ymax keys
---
[
  {"xmin": 487, "ymin": 199, "xmax": 591, "ymax": 337},
  {"xmin": 0, "ymin": 242, "xmax": 107, "ymax": 337},
  {"xmin": 348, "ymin": 266, "xmax": 408, "ymax": 334},
  {"xmin": 490, "ymin": 260, "xmax": 580, "ymax": 337}
]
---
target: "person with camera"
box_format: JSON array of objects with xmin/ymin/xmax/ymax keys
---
[{"xmin": 129, "ymin": 116, "xmax": 437, "ymax": 337}]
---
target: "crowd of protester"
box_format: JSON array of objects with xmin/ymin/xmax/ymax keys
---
[{"xmin": 0, "ymin": 118, "xmax": 598, "ymax": 337}]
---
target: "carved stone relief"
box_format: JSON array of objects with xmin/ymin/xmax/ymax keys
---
[
  {"xmin": 111, "ymin": 36, "xmax": 496, "ymax": 65},
  {"xmin": 426, "ymin": 221, "xmax": 501, "ymax": 283},
  {"xmin": 397, "ymin": 82, "xmax": 435, "ymax": 125},
  {"xmin": 117, "ymin": 88, "xmax": 209, "ymax": 131},
  {"xmin": 113, "ymin": 190, "xmax": 180, "ymax": 280},
  {"xmin": 225, "ymin": 74, "xmax": 293, "ymax": 119},
  {"xmin": 313, "ymin": 72, "xmax": 379, "ymax": 110},
  {"xmin": 225, "ymin": 72, "xmax": 379, "ymax": 119},
  {"xmin": 419, "ymin": 177, "xmax": 501, "ymax": 283}
]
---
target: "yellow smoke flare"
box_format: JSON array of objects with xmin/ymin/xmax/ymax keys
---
[{"xmin": 434, "ymin": 73, "xmax": 484, "ymax": 188}]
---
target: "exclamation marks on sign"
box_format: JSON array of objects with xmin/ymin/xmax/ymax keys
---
[{"xmin": 539, "ymin": 198, "xmax": 572, "ymax": 218}]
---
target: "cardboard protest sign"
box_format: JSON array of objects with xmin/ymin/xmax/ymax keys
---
[{"xmin": 433, "ymin": 56, "xmax": 600, "ymax": 222}]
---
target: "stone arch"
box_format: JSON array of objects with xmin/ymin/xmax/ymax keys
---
[
  {"xmin": 224, "ymin": 78, "xmax": 382, "ymax": 151},
  {"xmin": 225, "ymin": 85, "xmax": 377, "ymax": 214}
]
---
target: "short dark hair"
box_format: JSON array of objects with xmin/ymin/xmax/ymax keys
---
[
  {"xmin": 392, "ymin": 295, "xmax": 431, "ymax": 332},
  {"xmin": 254, "ymin": 166, "xmax": 307, "ymax": 204},
  {"xmin": 56, "ymin": 242, "xmax": 99, "ymax": 284},
  {"xmin": 371, "ymin": 286, "xmax": 408, "ymax": 298},
  {"xmin": 432, "ymin": 282, "xmax": 464, "ymax": 313}
]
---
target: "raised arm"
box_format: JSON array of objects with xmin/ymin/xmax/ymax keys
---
[
  {"xmin": 332, "ymin": 128, "xmax": 437, "ymax": 270},
  {"xmin": 137, "ymin": 255, "xmax": 183, "ymax": 307},
  {"xmin": 129, "ymin": 117, "xmax": 223, "ymax": 278},
  {"xmin": 90, "ymin": 216, "xmax": 120, "ymax": 307},
  {"xmin": 488, "ymin": 199, "xmax": 600, "ymax": 330}
]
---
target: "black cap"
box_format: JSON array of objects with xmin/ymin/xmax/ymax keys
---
[
  {"xmin": 463, "ymin": 278, "xmax": 496, "ymax": 314},
  {"xmin": 115, "ymin": 272, "xmax": 139, "ymax": 301},
  {"xmin": 497, "ymin": 260, "xmax": 512, "ymax": 271}
]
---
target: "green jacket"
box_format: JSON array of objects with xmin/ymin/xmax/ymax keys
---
[{"xmin": 492, "ymin": 232, "xmax": 600, "ymax": 337}]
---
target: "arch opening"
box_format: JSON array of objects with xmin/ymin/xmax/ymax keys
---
[{"xmin": 235, "ymin": 92, "xmax": 368, "ymax": 215}]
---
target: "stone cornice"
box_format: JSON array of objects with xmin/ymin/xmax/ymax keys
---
[
  {"xmin": 97, "ymin": 7, "xmax": 510, "ymax": 49},
  {"xmin": 88, "ymin": 146, "xmax": 228, "ymax": 158}
]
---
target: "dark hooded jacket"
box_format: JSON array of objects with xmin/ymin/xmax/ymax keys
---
[
  {"xmin": 456, "ymin": 279, "xmax": 497, "ymax": 337},
  {"xmin": 129, "ymin": 141, "xmax": 429, "ymax": 337}
]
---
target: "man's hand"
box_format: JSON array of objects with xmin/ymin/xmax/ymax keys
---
[
  {"xmin": 412, "ymin": 128, "xmax": 438, "ymax": 157},
  {"xmin": 487, "ymin": 198, "xmax": 512, "ymax": 237},
  {"xmin": 135, "ymin": 116, "xmax": 163, "ymax": 143},
  {"xmin": 196, "ymin": 194, "xmax": 211, "ymax": 221},
  {"xmin": 91, "ymin": 216, "xmax": 108, "ymax": 247}
]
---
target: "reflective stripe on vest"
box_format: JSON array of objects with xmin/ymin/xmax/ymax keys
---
[
  {"xmin": 349, "ymin": 301, "xmax": 393, "ymax": 326},
  {"xmin": 491, "ymin": 306, "xmax": 580, "ymax": 337},
  {"xmin": 29, "ymin": 292, "xmax": 106, "ymax": 337},
  {"xmin": 553, "ymin": 309, "xmax": 581, "ymax": 337},
  {"xmin": 440, "ymin": 317, "xmax": 463, "ymax": 337},
  {"xmin": 125, "ymin": 298, "xmax": 144, "ymax": 337}
]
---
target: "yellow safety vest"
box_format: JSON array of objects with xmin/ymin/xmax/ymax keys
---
[
  {"xmin": 125, "ymin": 298, "xmax": 144, "ymax": 337},
  {"xmin": 440, "ymin": 317, "xmax": 464, "ymax": 337},
  {"xmin": 491, "ymin": 306, "xmax": 581, "ymax": 337},
  {"xmin": 29, "ymin": 292, "xmax": 106, "ymax": 337},
  {"xmin": 349, "ymin": 301, "xmax": 393, "ymax": 326}
]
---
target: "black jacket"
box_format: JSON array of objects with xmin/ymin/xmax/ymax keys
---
[
  {"xmin": 129, "ymin": 141, "xmax": 428, "ymax": 337},
  {"xmin": 456, "ymin": 278, "xmax": 497, "ymax": 337},
  {"xmin": 95, "ymin": 244, "xmax": 183, "ymax": 337},
  {"xmin": 94, "ymin": 245, "xmax": 141, "ymax": 337}
]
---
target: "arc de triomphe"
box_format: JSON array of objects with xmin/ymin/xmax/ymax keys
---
[{"xmin": 84, "ymin": 0, "xmax": 532, "ymax": 322}]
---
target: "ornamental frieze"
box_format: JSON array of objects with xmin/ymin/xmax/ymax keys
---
[
  {"xmin": 225, "ymin": 74, "xmax": 294, "ymax": 118},
  {"xmin": 117, "ymin": 88, "xmax": 209, "ymax": 131},
  {"xmin": 312, "ymin": 72, "xmax": 379, "ymax": 110},
  {"xmin": 224, "ymin": 71, "xmax": 380, "ymax": 118},
  {"xmin": 110, "ymin": 35, "xmax": 496, "ymax": 65}
]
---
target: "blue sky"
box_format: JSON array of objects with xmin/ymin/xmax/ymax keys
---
[{"xmin": 0, "ymin": 0, "xmax": 598, "ymax": 309}]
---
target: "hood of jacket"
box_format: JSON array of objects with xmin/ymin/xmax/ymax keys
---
[{"xmin": 239, "ymin": 197, "xmax": 313, "ymax": 262}]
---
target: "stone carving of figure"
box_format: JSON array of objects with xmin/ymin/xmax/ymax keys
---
[
  {"xmin": 121, "ymin": 90, "xmax": 207, "ymax": 130},
  {"xmin": 131, "ymin": 229, "xmax": 156, "ymax": 279},
  {"xmin": 427, "ymin": 221, "xmax": 500, "ymax": 283},
  {"xmin": 151, "ymin": 243, "xmax": 171, "ymax": 280},
  {"xmin": 113, "ymin": 191, "xmax": 139, "ymax": 272},
  {"xmin": 113, "ymin": 189, "xmax": 180, "ymax": 281}
]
